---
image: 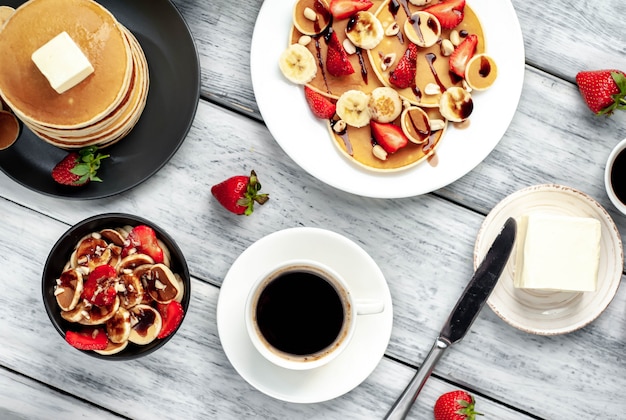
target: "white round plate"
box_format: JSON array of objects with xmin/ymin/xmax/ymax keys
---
[
  {"xmin": 474, "ymin": 184, "xmax": 623, "ymax": 335},
  {"xmin": 216, "ymin": 227, "xmax": 393, "ymax": 403},
  {"xmin": 250, "ymin": 0, "xmax": 524, "ymax": 198}
]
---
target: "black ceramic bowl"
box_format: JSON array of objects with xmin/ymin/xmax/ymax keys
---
[{"xmin": 42, "ymin": 213, "xmax": 191, "ymax": 360}]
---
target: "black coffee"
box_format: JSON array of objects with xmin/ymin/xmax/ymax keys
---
[
  {"xmin": 255, "ymin": 270, "xmax": 345, "ymax": 356},
  {"xmin": 611, "ymin": 148, "xmax": 626, "ymax": 204}
]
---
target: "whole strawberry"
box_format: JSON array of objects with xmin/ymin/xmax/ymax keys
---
[
  {"xmin": 434, "ymin": 390, "xmax": 482, "ymax": 420},
  {"xmin": 575, "ymin": 70, "xmax": 626, "ymax": 115},
  {"xmin": 51, "ymin": 146, "xmax": 110, "ymax": 186},
  {"xmin": 211, "ymin": 170, "xmax": 269, "ymax": 215}
]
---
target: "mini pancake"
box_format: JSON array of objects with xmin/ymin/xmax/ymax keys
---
[{"xmin": 0, "ymin": 0, "xmax": 132, "ymax": 129}]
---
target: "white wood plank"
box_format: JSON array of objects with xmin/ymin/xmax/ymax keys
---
[
  {"xmin": 0, "ymin": 368, "xmax": 122, "ymax": 420},
  {"xmin": 510, "ymin": 0, "xmax": 626, "ymax": 80}
]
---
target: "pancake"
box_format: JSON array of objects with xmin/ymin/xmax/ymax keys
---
[
  {"xmin": 287, "ymin": 0, "xmax": 491, "ymax": 171},
  {"xmin": 30, "ymin": 26, "xmax": 149, "ymax": 148},
  {"xmin": 0, "ymin": 0, "xmax": 132, "ymax": 129}
]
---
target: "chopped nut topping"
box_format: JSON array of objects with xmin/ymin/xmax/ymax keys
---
[
  {"xmin": 385, "ymin": 22, "xmax": 400, "ymax": 36},
  {"xmin": 298, "ymin": 35, "xmax": 312, "ymax": 46},
  {"xmin": 343, "ymin": 38, "xmax": 356, "ymax": 55},
  {"xmin": 303, "ymin": 7, "xmax": 317, "ymax": 21},
  {"xmin": 424, "ymin": 83, "xmax": 440, "ymax": 95}
]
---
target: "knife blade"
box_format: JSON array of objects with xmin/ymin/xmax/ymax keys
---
[{"xmin": 385, "ymin": 217, "xmax": 517, "ymax": 420}]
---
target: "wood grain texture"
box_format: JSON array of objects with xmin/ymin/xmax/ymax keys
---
[
  {"xmin": 0, "ymin": 0, "xmax": 625, "ymax": 418},
  {"xmin": 0, "ymin": 197, "xmax": 533, "ymax": 419}
]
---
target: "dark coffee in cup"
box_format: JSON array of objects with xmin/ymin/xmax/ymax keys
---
[
  {"xmin": 255, "ymin": 269, "xmax": 345, "ymax": 356},
  {"xmin": 247, "ymin": 261, "xmax": 354, "ymax": 368}
]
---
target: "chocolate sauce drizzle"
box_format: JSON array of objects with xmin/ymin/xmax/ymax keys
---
[
  {"xmin": 425, "ymin": 52, "xmax": 446, "ymax": 93},
  {"xmin": 330, "ymin": 120, "xmax": 353, "ymax": 155}
]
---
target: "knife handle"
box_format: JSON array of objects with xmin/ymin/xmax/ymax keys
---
[{"xmin": 384, "ymin": 338, "xmax": 449, "ymax": 420}]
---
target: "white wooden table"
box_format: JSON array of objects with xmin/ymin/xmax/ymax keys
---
[{"xmin": 1, "ymin": 0, "xmax": 625, "ymax": 418}]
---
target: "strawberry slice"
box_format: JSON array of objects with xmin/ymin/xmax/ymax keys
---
[
  {"xmin": 304, "ymin": 86, "xmax": 336, "ymax": 119},
  {"xmin": 328, "ymin": 0, "xmax": 373, "ymax": 20},
  {"xmin": 123, "ymin": 225, "xmax": 164, "ymax": 263},
  {"xmin": 371, "ymin": 121, "xmax": 409, "ymax": 153},
  {"xmin": 449, "ymin": 33, "xmax": 477, "ymax": 78},
  {"xmin": 82, "ymin": 264, "xmax": 117, "ymax": 306},
  {"xmin": 325, "ymin": 29, "xmax": 355, "ymax": 77},
  {"xmin": 65, "ymin": 327, "xmax": 109, "ymax": 350},
  {"xmin": 389, "ymin": 43, "xmax": 418, "ymax": 89},
  {"xmin": 157, "ymin": 301, "xmax": 185, "ymax": 339},
  {"xmin": 423, "ymin": 0, "xmax": 466, "ymax": 29}
]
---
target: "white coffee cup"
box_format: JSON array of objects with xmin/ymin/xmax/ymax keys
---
[
  {"xmin": 605, "ymin": 137, "xmax": 626, "ymax": 215},
  {"xmin": 245, "ymin": 259, "xmax": 384, "ymax": 370}
]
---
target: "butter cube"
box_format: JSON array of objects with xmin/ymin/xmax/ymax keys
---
[
  {"xmin": 513, "ymin": 214, "xmax": 601, "ymax": 292},
  {"xmin": 31, "ymin": 31, "xmax": 94, "ymax": 94}
]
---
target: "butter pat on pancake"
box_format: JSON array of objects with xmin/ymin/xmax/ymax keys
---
[
  {"xmin": 0, "ymin": 0, "xmax": 131, "ymax": 128},
  {"xmin": 31, "ymin": 31, "xmax": 95, "ymax": 94}
]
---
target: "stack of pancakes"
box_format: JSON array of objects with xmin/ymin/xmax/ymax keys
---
[{"xmin": 0, "ymin": 0, "xmax": 149, "ymax": 149}]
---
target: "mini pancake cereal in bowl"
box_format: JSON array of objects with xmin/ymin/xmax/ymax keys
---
[
  {"xmin": 279, "ymin": 0, "xmax": 498, "ymax": 171},
  {"xmin": 42, "ymin": 213, "xmax": 190, "ymax": 359}
]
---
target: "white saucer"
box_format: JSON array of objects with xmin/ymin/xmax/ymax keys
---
[
  {"xmin": 474, "ymin": 184, "xmax": 623, "ymax": 335},
  {"xmin": 216, "ymin": 227, "xmax": 393, "ymax": 403}
]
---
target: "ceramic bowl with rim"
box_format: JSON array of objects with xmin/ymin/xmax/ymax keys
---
[{"xmin": 42, "ymin": 213, "xmax": 191, "ymax": 360}]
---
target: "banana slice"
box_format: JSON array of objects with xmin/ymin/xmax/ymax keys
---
[
  {"xmin": 156, "ymin": 239, "xmax": 171, "ymax": 268},
  {"xmin": 173, "ymin": 273, "xmax": 185, "ymax": 303},
  {"xmin": 439, "ymin": 87, "xmax": 473, "ymax": 122},
  {"xmin": 128, "ymin": 304, "xmax": 162, "ymax": 345},
  {"xmin": 278, "ymin": 43, "xmax": 318, "ymax": 85},
  {"xmin": 336, "ymin": 90, "xmax": 371, "ymax": 128},
  {"xmin": 368, "ymin": 87, "xmax": 402, "ymax": 123},
  {"xmin": 404, "ymin": 12, "xmax": 441, "ymax": 48},
  {"xmin": 345, "ymin": 11, "xmax": 384, "ymax": 50}
]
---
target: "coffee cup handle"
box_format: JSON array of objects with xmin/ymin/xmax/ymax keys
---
[{"xmin": 355, "ymin": 299, "xmax": 385, "ymax": 315}]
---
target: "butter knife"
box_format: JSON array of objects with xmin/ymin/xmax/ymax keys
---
[{"xmin": 385, "ymin": 217, "xmax": 517, "ymax": 420}]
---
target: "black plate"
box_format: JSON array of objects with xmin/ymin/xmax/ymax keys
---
[
  {"xmin": 0, "ymin": 0, "xmax": 200, "ymax": 199},
  {"xmin": 42, "ymin": 213, "xmax": 191, "ymax": 360}
]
